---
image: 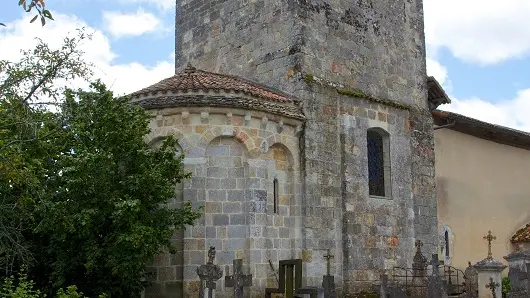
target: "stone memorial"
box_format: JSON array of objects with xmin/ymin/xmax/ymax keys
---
[
  {"xmin": 225, "ymin": 259, "xmax": 252, "ymax": 298},
  {"xmin": 411, "ymin": 240, "xmax": 428, "ymax": 297},
  {"xmin": 464, "ymin": 261, "xmax": 479, "ymax": 298},
  {"xmin": 322, "ymin": 249, "xmax": 337, "ymax": 298},
  {"xmin": 197, "ymin": 247, "xmax": 223, "ymax": 298},
  {"xmin": 473, "ymin": 231, "xmax": 506, "ymax": 298},
  {"xmin": 426, "ymin": 254, "xmax": 448, "ymax": 298},
  {"xmin": 504, "ymin": 247, "xmax": 530, "ymax": 297}
]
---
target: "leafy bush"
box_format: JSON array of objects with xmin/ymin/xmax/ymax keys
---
[
  {"xmin": 0, "ymin": 272, "xmax": 107, "ymax": 298},
  {"xmin": 502, "ymin": 276, "xmax": 510, "ymax": 294},
  {"xmin": 0, "ymin": 271, "xmax": 42, "ymax": 298}
]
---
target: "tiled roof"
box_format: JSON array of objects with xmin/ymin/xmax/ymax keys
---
[
  {"xmin": 130, "ymin": 64, "xmax": 295, "ymax": 103},
  {"xmin": 511, "ymin": 223, "xmax": 530, "ymax": 243},
  {"xmin": 427, "ymin": 76, "xmax": 451, "ymax": 111}
]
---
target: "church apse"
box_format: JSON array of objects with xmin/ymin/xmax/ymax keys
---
[{"xmin": 131, "ymin": 67, "xmax": 305, "ymax": 296}]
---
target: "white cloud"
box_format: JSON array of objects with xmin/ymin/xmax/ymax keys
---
[
  {"xmin": 102, "ymin": 9, "xmax": 162, "ymax": 38},
  {"xmin": 0, "ymin": 12, "xmax": 173, "ymax": 97},
  {"xmin": 424, "ymin": 0, "xmax": 530, "ymax": 65},
  {"xmin": 117, "ymin": 0, "xmax": 174, "ymax": 12},
  {"xmin": 424, "ymin": 1, "xmax": 530, "ymax": 133}
]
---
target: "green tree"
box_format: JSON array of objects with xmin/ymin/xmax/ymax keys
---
[
  {"xmin": 1, "ymin": 29, "xmax": 202, "ymax": 296},
  {"xmin": 0, "ymin": 29, "xmax": 92, "ymax": 275},
  {"xmin": 28, "ymin": 82, "xmax": 201, "ymax": 297}
]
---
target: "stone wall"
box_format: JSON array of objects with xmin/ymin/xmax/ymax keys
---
[
  {"xmin": 143, "ymin": 105, "xmax": 303, "ymax": 297},
  {"xmin": 175, "ymin": 0, "xmax": 435, "ymax": 295},
  {"xmin": 297, "ymin": 82, "xmax": 419, "ymax": 293}
]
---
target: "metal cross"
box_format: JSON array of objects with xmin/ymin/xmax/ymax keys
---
[
  {"xmin": 485, "ymin": 277, "xmax": 499, "ymax": 298},
  {"xmin": 323, "ymin": 249, "xmax": 334, "ymax": 276},
  {"xmin": 483, "ymin": 230, "xmax": 497, "ymax": 259},
  {"xmin": 225, "ymin": 259, "xmax": 252, "ymax": 298}
]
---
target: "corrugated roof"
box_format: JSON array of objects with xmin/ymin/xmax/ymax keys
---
[{"xmin": 130, "ymin": 64, "xmax": 295, "ymax": 103}]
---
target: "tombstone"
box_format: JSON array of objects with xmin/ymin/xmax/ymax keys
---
[
  {"xmin": 473, "ymin": 231, "xmax": 506, "ymax": 298},
  {"xmin": 504, "ymin": 248, "xmax": 530, "ymax": 297},
  {"xmin": 411, "ymin": 240, "xmax": 428, "ymax": 297},
  {"xmin": 265, "ymin": 259, "xmax": 319, "ymax": 298},
  {"xmin": 426, "ymin": 254, "xmax": 448, "ymax": 298},
  {"xmin": 464, "ymin": 261, "xmax": 479, "ymax": 298},
  {"xmin": 379, "ymin": 274, "xmax": 389, "ymax": 298},
  {"xmin": 197, "ymin": 246, "xmax": 223, "ymax": 298},
  {"xmin": 322, "ymin": 249, "xmax": 337, "ymax": 298},
  {"xmin": 225, "ymin": 259, "xmax": 252, "ymax": 298}
]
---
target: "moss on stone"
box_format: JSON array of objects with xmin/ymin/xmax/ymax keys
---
[
  {"xmin": 304, "ymin": 74, "xmax": 314, "ymax": 83},
  {"xmin": 302, "ymin": 72, "xmax": 413, "ymax": 111},
  {"xmin": 337, "ymin": 88, "xmax": 411, "ymax": 111}
]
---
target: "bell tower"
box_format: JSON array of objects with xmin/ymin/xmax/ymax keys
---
[{"xmin": 176, "ymin": 0, "xmax": 437, "ymax": 295}]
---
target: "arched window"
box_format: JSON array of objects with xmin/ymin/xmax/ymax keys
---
[
  {"xmin": 273, "ymin": 178, "xmax": 279, "ymax": 214},
  {"xmin": 445, "ymin": 230, "xmax": 450, "ymax": 257},
  {"xmin": 367, "ymin": 128, "xmax": 391, "ymax": 197}
]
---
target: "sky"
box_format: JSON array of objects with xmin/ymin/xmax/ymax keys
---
[{"xmin": 0, "ymin": 0, "xmax": 529, "ymax": 133}]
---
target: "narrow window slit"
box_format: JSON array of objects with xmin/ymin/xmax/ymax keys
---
[{"xmin": 273, "ymin": 178, "xmax": 279, "ymax": 214}]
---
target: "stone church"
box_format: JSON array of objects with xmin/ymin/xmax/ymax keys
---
[{"xmin": 129, "ymin": 0, "xmax": 450, "ymax": 297}]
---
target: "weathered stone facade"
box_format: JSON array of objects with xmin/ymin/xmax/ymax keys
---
[{"xmin": 136, "ymin": 0, "xmax": 438, "ymax": 297}]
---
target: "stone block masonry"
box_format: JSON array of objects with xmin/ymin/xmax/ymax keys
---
[
  {"xmin": 143, "ymin": 105, "xmax": 304, "ymax": 298},
  {"xmin": 170, "ymin": 0, "xmax": 437, "ymax": 296}
]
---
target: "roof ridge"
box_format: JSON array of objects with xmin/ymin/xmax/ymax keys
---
[
  {"xmin": 178, "ymin": 66, "xmax": 299, "ymax": 101},
  {"xmin": 129, "ymin": 66, "xmax": 298, "ymax": 104}
]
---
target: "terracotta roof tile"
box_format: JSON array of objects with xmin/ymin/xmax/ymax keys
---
[
  {"xmin": 511, "ymin": 223, "xmax": 530, "ymax": 243},
  {"xmin": 130, "ymin": 65, "xmax": 295, "ymax": 103}
]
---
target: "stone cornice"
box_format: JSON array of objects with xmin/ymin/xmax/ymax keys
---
[{"xmin": 132, "ymin": 94, "xmax": 305, "ymax": 121}]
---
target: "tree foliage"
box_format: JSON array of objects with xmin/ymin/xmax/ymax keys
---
[
  {"xmin": 1, "ymin": 1, "xmax": 54, "ymax": 27},
  {"xmin": 0, "ymin": 29, "xmax": 202, "ymax": 297},
  {"xmin": 0, "ymin": 29, "xmax": 93, "ymax": 275},
  {"xmin": 28, "ymin": 82, "xmax": 201, "ymax": 297}
]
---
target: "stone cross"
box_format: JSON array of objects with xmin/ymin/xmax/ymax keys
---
[
  {"xmin": 483, "ymin": 230, "xmax": 497, "ymax": 259},
  {"xmin": 322, "ymin": 249, "xmax": 336, "ymax": 298},
  {"xmin": 323, "ymin": 249, "xmax": 334, "ymax": 276},
  {"xmin": 197, "ymin": 247, "xmax": 223, "ymax": 298},
  {"xmin": 486, "ymin": 277, "xmax": 499, "ymax": 298},
  {"xmin": 225, "ymin": 259, "xmax": 252, "ymax": 298}
]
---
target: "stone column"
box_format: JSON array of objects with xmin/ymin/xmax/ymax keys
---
[
  {"xmin": 504, "ymin": 248, "xmax": 530, "ymax": 297},
  {"xmin": 474, "ymin": 258, "xmax": 506, "ymax": 298}
]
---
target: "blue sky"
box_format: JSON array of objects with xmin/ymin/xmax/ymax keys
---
[{"xmin": 1, "ymin": 0, "xmax": 529, "ymax": 132}]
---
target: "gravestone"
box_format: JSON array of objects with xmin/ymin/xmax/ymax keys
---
[
  {"xmin": 322, "ymin": 249, "xmax": 337, "ymax": 298},
  {"xmin": 426, "ymin": 254, "xmax": 448, "ymax": 298},
  {"xmin": 464, "ymin": 261, "xmax": 478, "ymax": 298},
  {"xmin": 474, "ymin": 231, "xmax": 506, "ymax": 298},
  {"xmin": 411, "ymin": 240, "xmax": 428, "ymax": 297},
  {"xmin": 504, "ymin": 248, "xmax": 530, "ymax": 298},
  {"xmin": 197, "ymin": 246, "xmax": 223, "ymax": 298},
  {"xmin": 225, "ymin": 259, "xmax": 252, "ymax": 298}
]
